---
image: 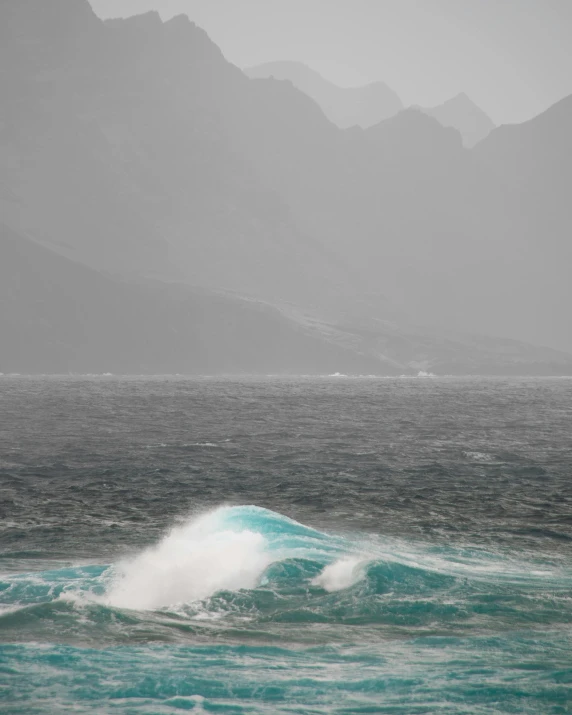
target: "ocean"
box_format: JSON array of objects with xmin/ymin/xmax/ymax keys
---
[{"xmin": 1, "ymin": 376, "xmax": 571, "ymax": 714}]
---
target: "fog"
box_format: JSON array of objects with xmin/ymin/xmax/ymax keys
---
[{"xmin": 1, "ymin": 0, "xmax": 571, "ymax": 375}]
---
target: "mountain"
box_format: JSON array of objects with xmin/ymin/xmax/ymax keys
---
[
  {"xmin": 0, "ymin": 5, "xmax": 357, "ymax": 311},
  {"xmin": 474, "ymin": 94, "xmax": 572, "ymax": 190},
  {"xmin": 245, "ymin": 64, "xmax": 493, "ymax": 147},
  {"xmin": 3, "ymin": 222, "xmax": 570, "ymax": 376},
  {"xmin": 245, "ymin": 61, "xmax": 403, "ymax": 129},
  {"xmin": 1, "ymin": 0, "xmax": 571, "ymax": 369},
  {"xmin": 0, "ymin": 223, "xmax": 389, "ymax": 375},
  {"xmin": 417, "ymin": 93, "xmax": 495, "ymax": 147},
  {"xmin": 0, "ymin": 3, "xmax": 170, "ymax": 278},
  {"xmin": 473, "ymin": 94, "xmax": 572, "ymax": 352}
]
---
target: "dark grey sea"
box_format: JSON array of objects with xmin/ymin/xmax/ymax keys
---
[{"xmin": 1, "ymin": 376, "xmax": 571, "ymax": 713}]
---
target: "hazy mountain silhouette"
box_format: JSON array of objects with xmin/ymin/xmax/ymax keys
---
[
  {"xmin": 245, "ymin": 63, "xmax": 493, "ymax": 147},
  {"xmin": 245, "ymin": 61, "xmax": 403, "ymax": 129},
  {"xmin": 3, "ymin": 222, "xmax": 569, "ymax": 376},
  {"xmin": 0, "ymin": 4, "xmax": 364, "ymax": 311},
  {"xmin": 472, "ymin": 94, "xmax": 572, "ymax": 352},
  {"xmin": 0, "ymin": 223, "xmax": 392, "ymax": 375},
  {"xmin": 475, "ymin": 94, "xmax": 572, "ymax": 192},
  {"xmin": 1, "ymin": 0, "xmax": 571, "ymax": 370},
  {"xmin": 416, "ymin": 93, "xmax": 495, "ymax": 147}
]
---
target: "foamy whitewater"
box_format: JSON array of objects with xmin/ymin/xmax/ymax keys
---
[{"xmin": 1, "ymin": 376, "xmax": 571, "ymax": 713}]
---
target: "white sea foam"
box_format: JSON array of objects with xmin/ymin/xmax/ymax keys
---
[
  {"xmin": 103, "ymin": 510, "xmax": 272, "ymax": 610},
  {"xmin": 0, "ymin": 603, "xmax": 27, "ymax": 617},
  {"xmin": 312, "ymin": 556, "xmax": 365, "ymax": 592},
  {"xmin": 463, "ymin": 451, "xmax": 496, "ymax": 463}
]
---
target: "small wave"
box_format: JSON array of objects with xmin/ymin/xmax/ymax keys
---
[
  {"xmin": 145, "ymin": 442, "xmax": 219, "ymax": 450},
  {"xmin": 311, "ymin": 556, "xmax": 366, "ymax": 592},
  {"xmin": 464, "ymin": 450, "xmax": 496, "ymax": 463}
]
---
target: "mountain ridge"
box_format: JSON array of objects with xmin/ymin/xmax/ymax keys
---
[
  {"xmin": 1, "ymin": 0, "xmax": 572, "ymax": 368},
  {"xmin": 245, "ymin": 60, "xmax": 404, "ymax": 129},
  {"xmin": 3, "ymin": 220, "xmax": 570, "ymax": 376},
  {"xmin": 416, "ymin": 93, "xmax": 495, "ymax": 147},
  {"xmin": 0, "ymin": 222, "xmax": 392, "ymax": 375},
  {"xmin": 246, "ymin": 61, "xmax": 495, "ymax": 147}
]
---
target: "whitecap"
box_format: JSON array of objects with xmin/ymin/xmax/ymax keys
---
[
  {"xmin": 103, "ymin": 510, "xmax": 272, "ymax": 610},
  {"xmin": 312, "ymin": 556, "xmax": 366, "ymax": 592}
]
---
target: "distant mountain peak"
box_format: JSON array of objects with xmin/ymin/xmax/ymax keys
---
[
  {"xmin": 105, "ymin": 11, "xmax": 163, "ymax": 32},
  {"xmin": 367, "ymin": 107, "xmax": 464, "ymax": 154},
  {"xmin": 165, "ymin": 13, "xmax": 194, "ymax": 28},
  {"xmin": 417, "ymin": 93, "xmax": 495, "ymax": 147},
  {"xmin": 245, "ymin": 60, "xmax": 403, "ymax": 129},
  {"xmin": 104, "ymin": 9, "xmax": 225, "ymax": 66},
  {"xmin": 445, "ymin": 92, "xmax": 482, "ymax": 110},
  {"xmin": 369, "ymin": 80, "xmax": 395, "ymax": 90},
  {"xmin": 475, "ymin": 92, "xmax": 572, "ymax": 158}
]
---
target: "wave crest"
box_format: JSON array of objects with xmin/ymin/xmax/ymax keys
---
[
  {"xmin": 104, "ymin": 509, "xmax": 272, "ymax": 610},
  {"xmin": 2, "ymin": 506, "xmax": 570, "ymax": 633}
]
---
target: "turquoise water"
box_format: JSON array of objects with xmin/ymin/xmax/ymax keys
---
[{"xmin": 1, "ymin": 377, "xmax": 571, "ymax": 713}]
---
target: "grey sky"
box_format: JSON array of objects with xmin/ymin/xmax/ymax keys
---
[{"xmin": 90, "ymin": 0, "xmax": 571, "ymax": 125}]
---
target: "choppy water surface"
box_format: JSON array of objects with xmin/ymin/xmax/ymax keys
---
[{"xmin": 1, "ymin": 376, "xmax": 571, "ymax": 713}]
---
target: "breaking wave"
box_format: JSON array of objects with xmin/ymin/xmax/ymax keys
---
[{"xmin": 2, "ymin": 506, "xmax": 570, "ymax": 639}]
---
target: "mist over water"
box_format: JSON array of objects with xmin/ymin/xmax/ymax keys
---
[{"xmin": 1, "ymin": 376, "xmax": 571, "ymax": 713}]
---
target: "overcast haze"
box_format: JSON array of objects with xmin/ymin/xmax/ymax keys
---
[{"xmin": 90, "ymin": 0, "xmax": 572, "ymax": 124}]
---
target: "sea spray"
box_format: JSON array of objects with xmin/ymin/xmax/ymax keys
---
[
  {"xmin": 311, "ymin": 556, "xmax": 366, "ymax": 592},
  {"xmin": 103, "ymin": 506, "xmax": 350, "ymax": 610},
  {"xmin": 104, "ymin": 509, "xmax": 271, "ymax": 610}
]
